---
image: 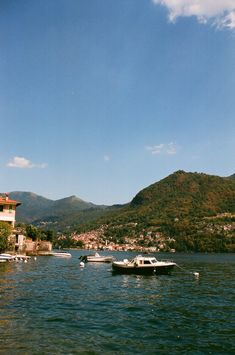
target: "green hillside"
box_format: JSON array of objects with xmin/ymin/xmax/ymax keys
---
[
  {"xmin": 9, "ymin": 171, "xmax": 235, "ymax": 252},
  {"xmin": 10, "ymin": 191, "xmax": 107, "ymax": 224},
  {"xmin": 130, "ymin": 170, "xmax": 235, "ymax": 219},
  {"xmin": 89, "ymin": 171, "xmax": 235, "ymax": 252},
  {"xmin": 10, "ymin": 192, "xmax": 54, "ymax": 223},
  {"xmin": 10, "ymin": 171, "xmax": 235, "ymax": 228}
]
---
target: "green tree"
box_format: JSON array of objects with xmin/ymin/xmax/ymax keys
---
[
  {"xmin": 0, "ymin": 222, "xmax": 12, "ymax": 252},
  {"xmin": 26, "ymin": 224, "xmax": 41, "ymax": 241},
  {"xmin": 41, "ymin": 230, "xmax": 55, "ymax": 242}
]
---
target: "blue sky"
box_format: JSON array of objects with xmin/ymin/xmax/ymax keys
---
[{"xmin": 1, "ymin": 0, "xmax": 235, "ymax": 205}]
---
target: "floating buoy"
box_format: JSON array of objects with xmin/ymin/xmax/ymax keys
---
[
  {"xmin": 34, "ymin": 257, "xmax": 37, "ymax": 261},
  {"xmin": 176, "ymin": 264, "xmax": 200, "ymax": 279},
  {"xmin": 80, "ymin": 261, "xmax": 85, "ymax": 268}
]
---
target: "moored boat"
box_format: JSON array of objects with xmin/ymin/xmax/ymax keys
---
[
  {"xmin": 79, "ymin": 252, "xmax": 114, "ymax": 263},
  {"xmin": 0, "ymin": 253, "xmax": 17, "ymax": 262},
  {"xmin": 52, "ymin": 252, "xmax": 72, "ymax": 258},
  {"xmin": 112, "ymin": 255, "xmax": 176, "ymax": 275},
  {"xmin": 0, "ymin": 254, "xmax": 31, "ymax": 262}
]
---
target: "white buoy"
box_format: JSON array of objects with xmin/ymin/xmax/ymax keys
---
[
  {"xmin": 175, "ymin": 264, "xmax": 200, "ymax": 279},
  {"xmin": 80, "ymin": 261, "xmax": 85, "ymax": 268},
  {"xmin": 34, "ymin": 257, "xmax": 37, "ymax": 261}
]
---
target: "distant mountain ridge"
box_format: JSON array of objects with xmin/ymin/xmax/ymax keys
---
[
  {"xmin": 10, "ymin": 191, "xmax": 105, "ymax": 224},
  {"xmin": 8, "ymin": 170, "xmax": 235, "ymax": 227}
]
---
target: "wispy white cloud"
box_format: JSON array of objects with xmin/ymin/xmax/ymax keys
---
[
  {"xmin": 166, "ymin": 142, "xmax": 178, "ymax": 155},
  {"xmin": 145, "ymin": 144, "xmax": 164, "ymax": 154},
  {"xmin": 7, "ymin": 156, "xmax": 47, "ymax": 169},
  {"xmin": 104, "ymin": 155, "xmax": 111, "ymax": 162},
  {"xmin": 152, "ymin": 0, "xmax": 235, "ymax": 29},
  {"xmin": 145, "ymin": 142, "xmax": 178, "ymax": 155}
]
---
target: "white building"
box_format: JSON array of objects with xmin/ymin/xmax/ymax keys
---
[{"xmin": 0, "ymin": 193, "xmax": 21, "ymax": 228}]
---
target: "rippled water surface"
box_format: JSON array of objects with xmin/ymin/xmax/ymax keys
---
[{"xmin": 0, "ymin": 251, "xmax": 234, "ymax": 354}]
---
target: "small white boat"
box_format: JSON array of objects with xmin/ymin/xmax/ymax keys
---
[
  {"xmin": 0, "ymin": 253, "xmax": 15, "ymax": 262},
  {"xmin": 79, "ymin": 252, "xmax": 114, "ymax": 263},
  {"xmin": 112, "ymin": 255, "xmax": 176, "ymax": 275},
  {"xmin": 0, "ymin": 254, "xmax": 31, "ymax": 262},
  {"xmin": 52, "ymin": 252, "xmax": 72, "ymax": 258}
]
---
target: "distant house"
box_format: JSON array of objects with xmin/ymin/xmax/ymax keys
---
[{"xmin": 0, "ymin": 193, "xmax": 21, "ymax": 228}]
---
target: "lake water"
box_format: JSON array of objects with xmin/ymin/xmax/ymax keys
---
[{"xmin": 0, "ymin": 251, "xmax": 234, "ymax": 354}]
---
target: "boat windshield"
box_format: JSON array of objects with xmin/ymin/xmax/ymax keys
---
[
  {"xmin": 130, "ymin": 257, "xmax": 158, "ymax": 264},
  {"xmin": 150, "ymin": 258, "xmax": 157, "ymax": 263}
]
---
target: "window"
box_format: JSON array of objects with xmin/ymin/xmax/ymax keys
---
[
  {"xmin": 0, "ymin": 205, "xmax": 3, "ymax": 212},
  {"xmin": 144, "ymin": 260, "xmax": 151, "ymax": 264}
]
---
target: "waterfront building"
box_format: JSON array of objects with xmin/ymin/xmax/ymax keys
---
[{"xmin": 0, "ymin": 193, "xmax": 21, "ymax": 228}]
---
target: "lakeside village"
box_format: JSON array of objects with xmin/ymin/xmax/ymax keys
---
[
  {"xmin": 1, "ymin": 193, "xmax": 235, "ymax": 255},
  {"xmin": 0, "ymin": 193, "xmax": 173, "ymax": 255},
  {"xmin": 60, "ymin": 225, "xmax": 177, "ymax": 253}
]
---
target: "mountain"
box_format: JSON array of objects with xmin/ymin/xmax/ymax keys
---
[
  {"xmin": 10, "ymin": 191, "xmax": 106, "ymax": 224},
  {"xmin": 8, "ymin": 170, "xmax": 235, "ymax": 253},
  {"xmin": 129, "ymin": 170, "xmax": 235, "ymax": 219},
  {"xmin": 9, "ymin": 170, "xmax": 235, "ymax": 228},
  {"xmin": 97, "ymin": 170, "xmax": 235, "ymax": 226},
  {"xmin": 9, "ymin": 192, "xmax": 54, "ymax": 223},
  {"xmin": 94, "ymin": 170, "xmax": 235, "ymax": 253}
]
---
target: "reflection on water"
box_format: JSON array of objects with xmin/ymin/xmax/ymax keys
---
[{"xmin": 0, "ymin": 252, "xmax": 234, "ymax": 354}]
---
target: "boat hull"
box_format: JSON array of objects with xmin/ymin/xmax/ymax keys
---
[
  {"xmin": 52, "ymin": 252, "xmax": 72, "ymax": 258},
  {"xmin": 86, "ymin": 257, "xmax": 113, "ymax": 262},
  {"xmin": 112, "ymin": 263, "xmax": 175, "ymax": 275},
  {"xmin": 79, "ymin": 254, "xmax": 114, "ymax": 263}
]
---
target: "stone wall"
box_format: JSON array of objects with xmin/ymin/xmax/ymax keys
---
[{"xmin": 24, "ymin": 240, "xmax": 52, "ymax": 255}]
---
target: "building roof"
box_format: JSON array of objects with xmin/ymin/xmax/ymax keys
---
[{"xmin": 0, "ymin": 196, "xmax": 21, "ymax": 206}]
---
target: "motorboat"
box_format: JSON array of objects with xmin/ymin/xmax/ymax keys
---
[
  {"xmin": 0, "ymin": 254, "xmax": 31, "ymax": 262},
  {"xmin": 79, "ymin": 252, "xmax": 114, "ymax": 263},
  {"xmin": 112, "ymin": 255, "xmax": 176, "ymax": 275},
  {"xmin": 52, "ymin": 252, "xmax": 72, "ymax": 258},
  {"xmin": 0, "ymin": 253, "xmax": 16, "ymax": 262}
]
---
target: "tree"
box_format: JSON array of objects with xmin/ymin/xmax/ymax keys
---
[
  {"xmin": 0, "ymin": 222, "xmax": 12, "ymax": 252},
  {"xmin": 41, "ymin": 230, "xmax": 55, "ymax": 242},
  {"xmin": 26, "ymin": 224, "xmax": 41, "ymax": 241}
]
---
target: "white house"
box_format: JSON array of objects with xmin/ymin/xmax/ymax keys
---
[{"xmin": 0, "ymin": 193, "xmax": 21, "ymax": 228}]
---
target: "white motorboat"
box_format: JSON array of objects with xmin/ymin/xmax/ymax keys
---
[
  {"xmin": 112, "ymin": 255, "xmax": 176, "ymax": 275},
  {"xmin": 0, "ymin": 254, "xmax": 31, "ymax": 262},
  {"xmin": 79, "ymin": 252, "xmax": 114, "ymax": 263},
  {"xmin": 0, "ymin": 253, "xmax": 15, "ymax": 262},
  {"xmin": 52, "ymin": 251, "xmax": 72, "ymax": 258}
]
